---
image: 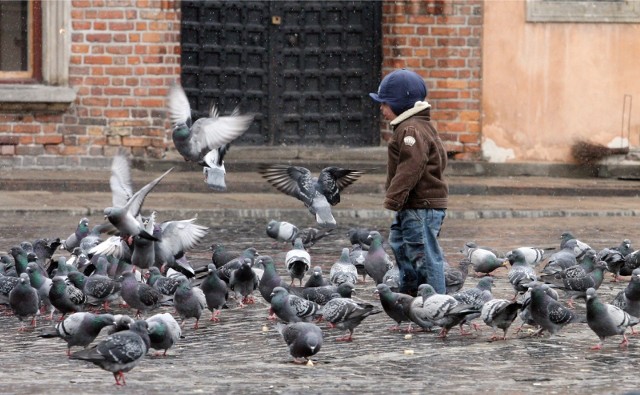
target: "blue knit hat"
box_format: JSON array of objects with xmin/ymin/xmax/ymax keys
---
[{"xmin": 369, "ymin": 69, "xmax": 427, "ymax": 116}]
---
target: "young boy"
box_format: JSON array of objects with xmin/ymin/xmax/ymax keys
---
[{"xmin": 369, "ymin": 68, "xmax": 448, "ymax": 295}]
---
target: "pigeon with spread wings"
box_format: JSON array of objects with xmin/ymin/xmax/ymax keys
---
[{"xmin": 259, "ymin": 165, "xmax": 364, "ymax": 228}]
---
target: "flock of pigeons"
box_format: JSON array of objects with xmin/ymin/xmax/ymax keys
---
[{"xmin": 3, "ymin": 84, "xmax": 639, "ymax": 386}]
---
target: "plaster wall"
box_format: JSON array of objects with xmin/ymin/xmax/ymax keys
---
[{"xmin": 482, "ymin": 0, "xmax": 640, "ymax": 163}]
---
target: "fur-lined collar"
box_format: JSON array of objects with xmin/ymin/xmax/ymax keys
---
[{"xmin": 390, "ymin": 101, "xmax": 431, "ymax": 127}]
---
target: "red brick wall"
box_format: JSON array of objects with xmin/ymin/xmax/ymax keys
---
[
  {"xmin": 0, "ymin": 0, "xmax": 181, "ymax": 163},
  {"xmin": 380, "ymin": 0, "xmax": 482, "ymax": 160}
]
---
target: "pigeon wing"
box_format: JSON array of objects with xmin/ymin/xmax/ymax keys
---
[{"xmin": 109, "ymin": 151, "xmax": 133, "ymax": 208}]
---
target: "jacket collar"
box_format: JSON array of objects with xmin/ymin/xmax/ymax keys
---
[{"xmin": 390, "ymin": 101, "xmax": 431, "ymax": 127}]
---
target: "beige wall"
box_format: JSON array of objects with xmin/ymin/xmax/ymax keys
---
[{"xmin": 482, "ymin": 0, "xmax": 640, "ymax": 163}]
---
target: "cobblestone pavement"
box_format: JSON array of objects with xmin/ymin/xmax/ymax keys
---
[{"xmin": 1, "ymin": 209, "xmax": 640, "ymax": 394}]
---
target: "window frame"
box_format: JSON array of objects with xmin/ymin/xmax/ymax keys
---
[
  {"xmin": 0, "ymin": 0, "xmax": 42, "ymax": 83},
  {"xmin": 526, "ymin": 0, "xmax": 640, "ymax": 23}
]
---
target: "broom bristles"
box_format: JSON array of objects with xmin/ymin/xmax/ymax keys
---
[{"xmin": 571, "ymin": 140, "xmax": 629, "ymax": 165}]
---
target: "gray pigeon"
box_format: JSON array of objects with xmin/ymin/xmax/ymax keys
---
[
  {"xmin": 321, "ymin": 297, "xmax": 380, "ymax": 341},
  {"xmin": 38, "ymin": 312, "xmax": 115, "ymax": 356},
  {"xmin": 542, "ymin": 239, "xmax": 579, "ymax": 274},
  {"xmin": 199, "ymin": 264, "xmax": 229, "ymax": 322},
  {"xmin": 67, "ymin": 271, "xmax": 121, "ymax": 312},
  {"xmin": 0, "ymin": 272, "xmax": 20, "ymax": 306},
  {"xmin": 363, "ymin": 231, "xmax": 394, "ymax": 285},
  {"xmin": 153, "ymin": 217, "xmax": 208, "ymax": 277},
  {"xmin": 480, "ymin": 298, "xmax": 522, "ymax": 340},
  {"xmin": 105, "ymin": 314, "xmax": 136, "ymax": 335},
  {"xmin": 285, "ymin": 238, "xmax": 310, "ymax": 286},
  {"xmin": 295, "ymin": 226, "xmax": 334, "ymax": 248},
  {"xmin": 304, "ymin": 266, "xmax": 329, "ymax": 288},
  {"xmin": 210, "ymin": 243, "xmax": 241, "ymax": 268},
  {"xmin": 146, "ymin": 312, "xmax": 182, "ymax": 356},
  {"xmin": 348, "ymin": 227, "xmax": 372, "ymax": 251},
  {"xmin": 445, "ymin": 258, "xmax": 472, "ymax": 294},
  {"xmin": 382, "ymin": 266, "xmax": 400, "ymax": 292},
  {"xmin": 70, "ymin": 320, "xmax": 150, "ymax": 386},
  {"xmin": 507, "ymin": 249, "xmax": 538, "ymax": 298},
  {"xmin": 541, "ymin": 249, "xmax": 597, "ymax": 283},
  {"xmin": 612, "ymin": 268, "xmax": 640, "ymax": 326},
  {"xmin": 174, "ymin": 277, "xmax": 208, "ymax": 329},
  {"xmin": 376, "ymin": 283, "xmax": 413, "ymax": 331},
  {"xmin": 586, "ymin": 287, "xmax": 639, "ymax": 350},
  {"xmin": 543, "ymin": 261, "xmax": 608, "ymax": 308},
  {"xmin": 166, "ymin": 83, "xmax": 254, "ymax": 191},
  {"xmin": 259, "ymin": 164, "xmax": 365, "ymax": 228},
  {"xmin": 529, "ymin": 284, "xmax": 585, "ymax": 336},
  {"xmin": 275, "ymin": 322, "xmax": 323, "ymax": 364},
  {"xmin": 464, "ymin": 247, "xmax": 508, "ymax": 276},
  {"xmin": 298, "ymin": 282, "xmax": 355, "ymax": 306},
  {"xmin": 452, "ymin": 277, "xmax": 494, "ymax": 333},
  {"xmin": 621, "ymin": 249, "xmax": 640, "ymax": 277},
  {"xmin": 229, "ymin": 259, "xmax": 259, "ymax": 306},
  {"xmin": 62, "ymin": 217, "xmax": 91, "ymax": 251},
  {"xmin": 217, "ymin": 248, "xmax": 259, "ymax": 283},
  {"xmin": 349, "ymin": 244, "xmax": 368, "ymax": 282},
  {"xmin": 503, "ymin": 246, "xmax": 552, "ymax": 267},
  {"xmin": 9, "ymin": 273, "xmax": 40, "ymax": 331},
  {"xmin": 329, "ymin": 248, "xmax": 358, "ymax": 286},
  {"xmin": 257, "ymin": 256, "xmax": 286, "ymax": 304},
  {"xmin": 419, "ymin": 284, "xmax": 480, "ymax": 339},
  {"xmin": 26, "ymin": 261, "xmax": 53, "ymax": 318},
  {"xmin": 119, "ymin": 271, "xmax": 163, "ymax": 317},
  {"xmin": 270, "ymin": 287, "xmax": 320, "ymax": 323},
  {"xmin": 516, "ymin": 282, "xmax": 560, "ymax": 334},
  {"xmin": 598, "ymin": 239, "xmax": 631, "ymax": 281},
  {"xmin": 146, "ymin": 266, "xmax": 181, "ymax": 298},
  {"xmin": 559, "ymin": 231, "xmax": 593, "ymax": 260},
  {"xmin": 266, "ymin": 220, "xmax": 299, "ymax": 243},
  {"xmin": 404, "ymin": 289, "xmax": 438, "ymax": 332},
  {"xmin": 49, "ymin": 276, "xmax": 86, "ymax": 320}
]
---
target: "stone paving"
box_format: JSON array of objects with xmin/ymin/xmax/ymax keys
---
[{"xmin": 1, "ymin": 205, "xmax": 639, "ymax": 394}]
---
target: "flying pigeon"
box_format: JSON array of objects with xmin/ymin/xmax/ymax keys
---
[
  {"xmin": 265, "ymin": 220, "xmax": 299, "ymax": 244},
  {"xmin": 285, "ymin": 238, "xmax": 310, "ymax": 286},
  {"xmin": 70, "ymin": 319, "xmax": 150, "ymax": 386},
  {"xmin": 259, "ymin": 164, "xmax": 365, "ymax": 227},
  {"xmin": 304, "ymin": 266, "xmax": 329, "ymax": 288},
  {"xmin": 480, "ymin": 298, "xmax": 522, "ymax": 340},
  {"xmin": 376, "ymin": 283, "xmax": 413, "ymax": 331},
  {"xmin": 199, "ymin": 264, "xmax": 229, "ymax": 322},
  {"xmin": 363, "ymin": 231, "xmax": 394, "ymax": 285},
  {"xmin": 153, "ymin": 217, "xmax": 208, "ymax": 277},
  {"xmin": 329, "ymin": 248, "xmax": 358, "ymax": 286},
  {"xmin": 529, "ymin": 284, "xmax": 585, "ymax": 336},
  {"xmin": 146, "ymin": 312, "xmax": 182, "ymax": 356},
  {"xmin": 275, "ymin": 321, "xmax": 323, "ymax": 364},
  {"xmin": 586, "ymin": 287, "xmax": 639, "ymax": 350},
  {"xmin": 295, "ymin": 226, "xmax": 334, "ymax": 248},
  {"xmin": 166, "ymin": 83, "xmax": 254, "ymax": 191},
  {"xmin": 445, "ymin": 258, "xmax": 472, "ymax": 295},
  {"xmin": 119, "ymin": 271, "xmax": 163, "ymax": 317},
  {"xmin": 38, "ymin": 312, "xmax": 115, "ymax": 356},
  {"xmin": 9, "ymin": 273, "xmax": 40, "ymax": 331},
  {"xmin": 321, "ymin": 297, "xmax": 380, "ymax": 341},
  {"xmin": 229, "ymin": 259, "xmax": 259, "ymax": 306},
  {"xmin": 612, "ymin": 268, "xmax": 640, "ymax": 327}
]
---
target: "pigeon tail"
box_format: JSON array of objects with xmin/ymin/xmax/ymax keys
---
[
  {"xmin": 138, "ymin": 229, "xmax": 158, "ymax": 242},
  {"xmin": 203, "ymin": 162, "xmax": 226, "ymax": 192},
  {"xmin": 313, "ymin": 201, "xmax": 336, "ymax": 228}
]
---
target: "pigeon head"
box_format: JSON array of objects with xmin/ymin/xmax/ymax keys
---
[
  {"xmin": 632, "ymin": 268, "xmax": 640, "ymax": 281},
  {"xmin": 477, "ymin": 277, "xmax": 495, "ymax": 290},
  {"xmin": 585, "ymin": 287, "xmax": 597, "ymax": 301},
  {"xmin": 337, "ymin": 282, "xmax": 355, "ymax": 297},
  {"xmin": 18, "ymin": 272, "xmax": 30, "ymax": 286},
  {"xmin": 418, "ymin": 283, "xmax": 436, "ymax": 299},
  {"xmin": 270, "ymin": 286, "xmax": 288, "ymax": 299}
]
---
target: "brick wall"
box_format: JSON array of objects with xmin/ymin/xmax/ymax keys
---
[
  {"xmin": 0, "ymin": 0, "xmax": 181, "ymax": 167},
  {"xmin": 380, "ymin": 0, "xmax": 483, "ymax": 160}
]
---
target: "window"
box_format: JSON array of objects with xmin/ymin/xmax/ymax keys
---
[
  {"xmin": 0, "ymin": 0, "xmax": 41, "ymax": 82},
  {"xmin": 526, "ymin": 0, "xmax": 640, "ymax": 23}
]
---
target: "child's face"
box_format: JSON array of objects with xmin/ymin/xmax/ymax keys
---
[{"xmin": 380, "ymin": 103, "xmax": 396, "ymax": 121}]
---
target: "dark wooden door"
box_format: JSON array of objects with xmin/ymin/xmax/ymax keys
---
[{"xmin": 181, "ymin": 1, "xmax": 382, "ymax": 147}]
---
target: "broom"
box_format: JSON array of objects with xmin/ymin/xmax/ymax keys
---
[{"xmin": 570, "ymin": 140, "xmax": 629, "ymax": 165}]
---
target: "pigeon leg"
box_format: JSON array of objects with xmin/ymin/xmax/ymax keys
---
[
  {"xmin": 326, "ymin": 322, "xmax": 336, "ymax": 329},
  {"xmin": 66, "ymin": 348, "xmax": 71, "ymax": 357},
  {"xmin": 472, "ymin": 322, "xmax": 482, "ymax": 332},
  {"xmin": 566, "ymin": 298, "xmax": 575, "ymax": 309},
  {"xmin": 502, "ymin": 328, "xmax": 509, "ymax": 340},
  {"xmin": 459, "ymin": 324, "xmax": 472, "ymax": 336},
  {"xmin": 210, "ymin": 310, "xmax": 221, "ymax": 322},
  {"xmin": 489, "ymin": 329, "xmax": 501, "ymax": 341},
  {"xmin": 590, "ymin": 343, "xmax": 603, "ymax": 350},
  {"xmin": 619, "ymin": 334, "xmax": 630, "ymax": 348},
  {"xmin": 193, "ymin": 319, "xmax": 200, "ymax": 330},
  {"xmin": 113, "ymin": 372, "xmax": 125, "ymax": 386},
  {"xmin": 631, "ymin": 326, "xmax": 638, "ymax": 336},
  {"xmin": 336, "ymin": 330, "xmax": 354, "ymax": 342},
  {"xmin": 436, "ymin": 328, "xmax": 449, "ymax": 339},
  {"xmin": 404, "ymin": 323, "xmax": 413, "ymax": 333},
  {"xmin": 30, "ymin": 316, "xmax": 37, "ymax": 328},
  {"xmin": 387, "ymin": 324, "xmax": 400, "ymax": 332}
]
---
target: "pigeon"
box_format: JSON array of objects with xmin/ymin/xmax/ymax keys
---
[
  {"xmin": 9, "ymin": 273, "xmax": 40, "ymax": 331},
  {"xmin": 0, "ymin": 272, "xmax": 20, "ymax": 305},
  {"xmin": 529, "ymin": 284, "xmax": 585, "ymax": 336},
  {"xmin": 376, "ymin": 283, "xmax": 413, "ymax": 331},
  {"xmin": 295, "ymin": 226, "xmax": 334, "ymax": 248},
  {"xmin": 199, "ymin": 264, "xmax": 229, "ymax": 322},
  {"xmin": 515, "ymin": 281, "xmax": 560, "ymax": 334},
  {"xmin": 363, "ymin": 231, "xmax": 394, "ymax": 285},
  {"xmin": 349, "ymin": 244, "xmax": 368, "ymax": 281},
  {"xmin": 174, "ymin": 276, "xmax": 208, "ymax": 329},
  {"xmin": 67, "ymin": 271, "xmax": 121, "ymax": 312},
  {"xmin": 119, "ymin": 271, "xmax": 163, "ymax": 317},
  {"xmin": 32, "ymin": 238, "xmax": 61, "ymax": 267},
  {"xmin": 62, "ymin": 217, "xmax": 91, "ymax": 251},
  {"xmin": 586, "ymin": 287, "xmax": 639, "ymax": 350},
  {"xmin": 542, "ymin": 249, "xmax": 598, "ymax": 283},
  {"xmin": 145, "ymin": 312, "xmax": 182, "ymax": 356},
  {"xmin": 146, "ymin": 266, "xmax": 181, "ymax": 299},
  {"xmin": 418, "ymin": 284, "xmax": 480, "ymax": 339},
  {"xmin": 560, "ymin": 231, "xmax": 593, "ymax": 260},
  {"xmin": 105, "ymin": 314, "xmax": 136, "ymax": 335},
  {"xmin": 506, "ymin": 249, "xmax": 538, "ymax": 298},
  {"xmin": 26, "ymin": 262, "xmax": 53, "ymax": 318},
  {"xmin": 275, "ymin": 321, "xmax": 323, "ymax": 364},
  {"xmin": 404, "ymin": 288, "xmax": 438, "ymax": 332},
  {"xmin": 153, "ymin": 217, "xmax": 208, "ymax": 277},
  {"xmin": 260, "ymin": 165, "xmax": 365, "ymax": 227},
  {"xmin": 321, "ymin": 297, "xmax": 380, "ymax": 341},
  {"xmin": 270, "ymin": 287, "xmax": 320, "ymax": 323},
  {"xmin": 452, "ymin": 277, "xmax": 494, "ymax": 333},
  {"xmin": 348, "ymin": 227, "xmax": 372, "ymax": 250},
  {"xmin": 480, "ymin": 298, "xmax": 522, "ymax": 340},
  {"xmin": 445, "ymin": 258, "xmax": 472, "ymax": 294},
  {"xmin": 541, "ymin": 239, "xmax": 579, "ymax": 275},
  {"xmin": 265, "ymin": 220, "xmax": 299, "ymax": 244},
  {"xmin": 210, "ymin": 243, "xmax": 240, "ymax": 268},
  {"xmin": 48, "ymin": 276, "xmax": 86, "ymax": 321},
  {"xmin": 382, "ymin": 266, "xmax": 400, "ymax": 292},
  {"xmin": 543, "ymin": 261, "xmax": 608, "ymax": 308},
  {"xmin": 612, "ymin": 268, "xmax": 640, "ymax": 325},
  {"xmin": 285, "ymin": 238, "xmax": 310, "ymax": 286},
  {"xmin": 621, "ymin": 249, "xmax": 640, "ymax": 277},
  {"xmin": 503, "ymin": 246, "xmax": 553, "ymax": 267},
  {"xmin": 217, "ymin": 248, "xmax": 260, "ymax": 283},
  {"xmin": 38, "ymin": 312, "xmax": 115, "ymax": 356},
  {"xmin": 298, "ymin": 282, "xmax": 355, "ymax": 306},
  {"xmin": 9, "ymin": 245, "xmax": 29, "ymax": 275},
  {"xmin": 229, "ymin": 259, "xmax": 259, "ymax": 306},
  {"xmin": 104, "ymin": 150, "xmax": 169, "ymax": 242},
  {"xmin": 598, "ymin": 239, "xmax": 631, "ymax": 281},
  {"xmin": 329, "ymin": 248, "xmax": 358, "ymax": 286},
  {"xmin": 70, "ymin": 319, "xmax": 150, "ymax": 386},
  {"xmin": 257, "ymin": 256, "xmax": 286, "ymax": 304},
  {"xmin": 464, "ymin": 247, "xmax": 508, "ymax": 276},
  {"xmin": 166, "ymin": 83, "xmax": 254, "ymax": 191},
  {"xmin": 303, "ymin": 266, "xmax": 329, "ymax": 288}
]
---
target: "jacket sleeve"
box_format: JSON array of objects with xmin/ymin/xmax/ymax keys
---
[{"xmin": 384, "ymin": 126, "xmax": 427, "ymax": 211}]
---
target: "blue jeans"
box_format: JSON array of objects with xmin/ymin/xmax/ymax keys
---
[{"xmin": 389, "ymin": 208, "xmax": 446, "ymax": 295}]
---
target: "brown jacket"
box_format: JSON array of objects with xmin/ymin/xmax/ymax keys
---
[{"xmin": 384, "ymin": 102, "xmax": 448, "ymax": 211}]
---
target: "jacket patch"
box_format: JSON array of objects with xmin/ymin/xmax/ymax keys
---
[{"xmin": 403, "ymin": 136, "xmax": 416, "ymax": 146}]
